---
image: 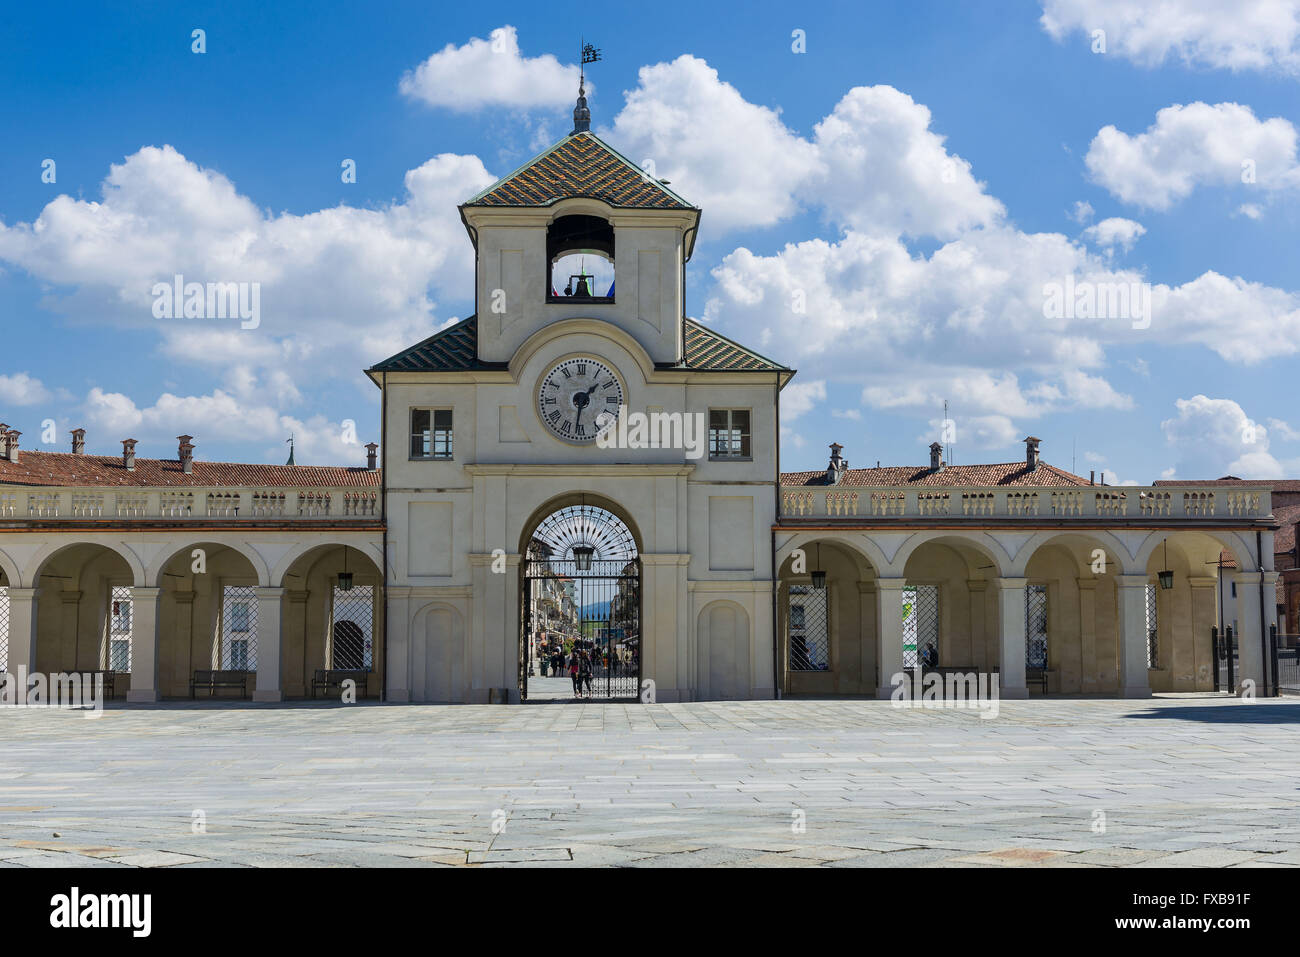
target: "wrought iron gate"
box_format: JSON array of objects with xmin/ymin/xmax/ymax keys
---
[
  {"xmin": 519, "ymin": 503, "xmax": 641, "ymax": 702},
  {"xmin": 522, "ymin": 559, "xmax": 641, "ymax": 700}
]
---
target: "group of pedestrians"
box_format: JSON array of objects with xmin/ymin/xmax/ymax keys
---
[{"xmin": 536, "ymin": 642, "xmax": 602, "ymax": 698}]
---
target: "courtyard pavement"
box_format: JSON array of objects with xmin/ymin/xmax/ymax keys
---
[{"xmin": 1, "ymin": 695, "xmax": 1298, "ymax": 867}]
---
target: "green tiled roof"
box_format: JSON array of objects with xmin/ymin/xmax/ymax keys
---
[
  {"xmin": 368, "ymin": 316, "xmax": 480, "ymax": 372},
  {"xmin": 463, "ymin": 132, "xmax": 695, "ymax": 210},
  {"xmin": 369, "ymin": 316, "xmax": 790, "ymax": 375},
  {"xmin": 683, "ymin": 319, "xmax": 789, "ymax": 373}
]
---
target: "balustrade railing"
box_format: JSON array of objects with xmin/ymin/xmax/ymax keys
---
[
  {"xmin": 778, "ymin": 485, "xmax": 1273, "ymax": 522},
  {"xmin": 0, "ymin": 487, "xmax": 379, "ymax": 521}
]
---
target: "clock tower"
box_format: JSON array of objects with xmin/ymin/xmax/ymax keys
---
[{"xmin": 369, "ymin": 73, "xmax": 793, "ymax": 705}]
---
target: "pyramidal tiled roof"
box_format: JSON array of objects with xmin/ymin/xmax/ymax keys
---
[
  {"xmin": 683, "ymin": 319, "xmax": 789, "ymax": 372},
  {"xmin": 463, "ymin": 132, "xmax": 695, "ymax": 210},
  {"xmin": 368, "ymin": 316, "xmax": 481, "ymax": 372},
  {"xmin": 369, "ymin": 316, "xmax": 789, "ymax": 375}
]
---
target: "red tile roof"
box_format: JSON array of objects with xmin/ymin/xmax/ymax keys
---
[
  {"xmin": 1273, "ymin": 503, "xmax": 1300, "ymax": 554},
  {"xmin": 1154, "ymin": 477, "xmax": 1300, "ymax": 491},
  {"xmin": 781, "ymin": 461, "xmax": 1092, "ymax": 488},
  {"xmin": 0, "ymin": 450, "xmax": 381, "ymax": 488}
]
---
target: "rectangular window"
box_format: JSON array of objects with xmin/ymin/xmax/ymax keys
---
[
  {"xmin": 108, "ymin": 586, "xmax": 133, "ymax": 672},
  {"xmin": 410, "ymin": 409, "xmax": 453, "ymax": 459},
  {"xmin": 708, "ymin": 409, "xmax": 751, "ymax": 459}
]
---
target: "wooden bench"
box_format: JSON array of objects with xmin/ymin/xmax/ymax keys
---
[
  {"xmin": 1026, "ymin": 667, "xmax": 1051, "ymax": 694},
  {"xmin": 87, "ymin": 670, "xmax": 119, "ymax": 699},
  {"xmin": 311, "ymin": 669, "xmax": 369, "ymax": 699},
  {"xmin": 190, "ymin": 669, "xmax": 251, "ymax": 699}
]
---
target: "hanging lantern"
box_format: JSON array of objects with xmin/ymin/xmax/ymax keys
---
[
  {"xmin": 573, "ymin": 545, "xmax": 595, "ymax": 571},
  {"xmin": 338, "ymin": 548, "xmax": 353, "ymax": 591},
  {"xmin": 811, "ymin": 542, "xmax": 826, "ymax": 590},
  {"xmin": 1157, "ymin": 539, "xmax": 1174, "ymax": 590}
]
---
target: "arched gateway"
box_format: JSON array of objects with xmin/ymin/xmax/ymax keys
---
[{"xmin": 520, "ymin": 503, "xmax": 640, "ymax": 701}]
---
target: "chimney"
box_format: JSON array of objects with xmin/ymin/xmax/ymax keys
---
[
  {"xmin": 122, "ymin": 438, "xmax": 137, "ymax": 470},
  {"xmin": 825, "ymin": 442, "xmax": 848, "ymax": 485},
  {"xmin": 1024, "ymin": 436, "xmax": 1041, "ymax": 471},
  {"xmin": 365, "ymin": 442, "xmax": 379, "ymax": 471},
  {"xmin": 929, "ymin": 441, "xmax": 944, "ymax": 472},
  {"xmin": 178, "ymin": 435, "xmax": 194, "ymax": 474},
  {"xmin": 1089, "ymin": 470, "xmax": 1095, "ymax": 486},
  {"xmin": 70, "ymin": 428, "xmax": 86, "ymax": 455},
  {"xmin": 2, "ymin": 430, "xmax": 19, "ymax": 464}
]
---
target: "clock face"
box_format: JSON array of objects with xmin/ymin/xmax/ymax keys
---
[{"xmin": 537, "ymin": 357, "xmax": 624, "ymax": 443}]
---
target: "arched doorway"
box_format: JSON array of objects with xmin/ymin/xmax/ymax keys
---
[{"xmin": 520, "ymin": 502, "xmax": 640, "ymax": 701}]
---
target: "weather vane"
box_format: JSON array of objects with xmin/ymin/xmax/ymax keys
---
[{"xmin": 580, "ymin": 38, "xmax": 601, "ymax": 84}]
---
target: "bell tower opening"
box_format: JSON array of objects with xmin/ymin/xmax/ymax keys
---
[{"xmin": 547, "ymin": 214, "xmax": 615, "ymax": 302}]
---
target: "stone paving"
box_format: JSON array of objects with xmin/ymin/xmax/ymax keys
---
[{"xmin": 0, "ymin": 695, "xmax": 1298, "ymax": 867}]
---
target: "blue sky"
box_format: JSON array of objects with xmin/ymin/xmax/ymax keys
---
[{"xmin": 1, "ymin": 0, "xmax": 1298, "ymax": 481}]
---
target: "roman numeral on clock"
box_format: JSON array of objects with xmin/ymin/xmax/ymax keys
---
[
  {"xmin": 547, "ymin": 410, "xmax": 561, "ymax": 423},
  {"xmin": 575, "ymin": 363, "xmax": 587, "ymax": 376}
]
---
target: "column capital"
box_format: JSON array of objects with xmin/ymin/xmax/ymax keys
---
[
  {"xmin": 874, "ymin": 577, "xmax": 909, "ymax": 592},
  {"xmin": 1115, "ymin": 575, "xmax": 1151, "ymax": 588},
  {"xmin": 469, "ymin": 551, "xmax": 520, "ymax": 567},
  {"xmin": 1232, "ymin": 570, "xmax": 1263, "ymax": 584},
  {"xmin": 58, "ymin": 590, "xmax": 84, "ymax": 603},
  {"xmin": 993, "ymin": 577, "xmax": 1027, "ymax": 589},
  {"xmin": 5, "ymin": 587, "xmax": 41, "ymax": 601},
  {"xmin": 285, "ymin": 589, "xmax": 310, "ymax": 603},
  {"xmin": 1076, "ymin": 577, "xmax": 1099, "ymax": 591},
  {"xmin": 966, "ymin": 579, "xmax": 989, "ymax": 592},
  {"xmin": 1187, "ymin": 576, "xmax": 1219, "ymax": 588},
  {"xmin": 130, "ymin": 586, "xmax": 163, "ymax": 601},
  {"xmin": 253, "ymin": 586, "xmax": 286, "ymax": 600}
]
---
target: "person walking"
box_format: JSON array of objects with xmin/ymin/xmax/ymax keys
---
[
  {"xmin": 580, "ymin": 650, "xmax": 594, "ymax": 696},
  {"xmin": 569, "ymin": 650, "xmax": 582, "ymax": 698}
]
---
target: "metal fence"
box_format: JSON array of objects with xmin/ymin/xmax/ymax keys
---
[
  {"xmin": 903, "ymin": 584, "xmax": 939, "ymax": 668},
  {"xmin": 0, "ymin": 586, "xmax": 8, "ymax": 673},
  {"xmin": 221, "ymin": 585, "xmax": 258, "ymax": 670},
  {"xmin": 108, "ymin": 585, "xmax": 133, "ymax": 672},
  {"xmin": 1275, "ymin": 632, "xmax": 1299, "ymax": 693},
  {"xmin": 331, "ymin": 584, "xmax": 374, "ymax": 671},
  {"xmin": 1025, "ymin": 584, "xmax": 1048, "ymax": 670},
  {"xmin": 788, "ymin": 584, "xmax": 829, "ymax": 671},
  {"xmin": 1144, "ymin": 583, "xmax": 1159, "ymax": 670}
]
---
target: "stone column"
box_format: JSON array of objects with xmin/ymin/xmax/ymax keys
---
[
  {"xmin": 383, "ymin": 586, "xmax": 410, "ymax": 703},
  {"xmin": 858, "ymin": 581, "xmax": 877, "ymax": 693},
  {"xmin": 1187, "ymin": 577, "xmax": 1218, "ymax": 691},
  {"xmin": 253, "ymin": 586, "xmax": 284, "ymax": 702},
  {"xmin": 874, "ymin": 578, "xmax": 907, "ymax": 699},
  {"xmin": 1233, "ymin": 572, "xmax": 1279, "ymax": 695},
  {"xmin": 283, "ymin": 589, "xmax": 309, "ymax": 697},
  {"xmin": 1077, "ymin": 578, "xmax": 1098, "ymax": 693},
  {"xmin": 171, "ymin": 590, "xmax": 195, "ymax": 693},
  {"xmin": 1263, "ymin": 572, "xmax": 1280, "ymax": 694},
  {"xmin": 58, "ymin": 590, "xmax": 82, "ymax": 672},
  {"xmin": 967, "ymin": 579, "xmax": 988, "ymax": 670},
  {"xmin": 1116, "ymin": 575, "xmax": 1151, "ymax": 698},
  {"xmin": 126, "ymin": 586, "xmax": 162, "ymax": 702},
  {"xmin": 5, "ymin": 587, "xmax": 40, "ymax": 674},
  {"xmin": 995, "ymin": 578, "xmax": 1028, "ymax": 699}
]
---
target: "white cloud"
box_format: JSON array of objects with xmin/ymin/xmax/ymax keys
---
[
  {"xmin": 0, "ymin": 373, "xmax": 54, "ymax": 407},
  {"xmin": 1070, "ymin": 200, "xmax": 1095, "ymax": 223},
  {"xmin": 1161, "ymin": 394, "xmax": 1283, "ymax": 478},
  {"xmin": 781, "ymin": 380, "xmax": 827, "ymax": 420},
  {"xmin": 607, "ymin": 56, "xmax": 819, "ymax": 233},
  {"xmin": 607, "ymin": 59, "xmax": 1000, "ymax": 237},
  {"xmin": 1083, "ymin": 216, "xmax": 1146, "ymax": 252},
  {"xmin": 0, "ymin": 145, "xmax": 495, "ymax": 416},
  {"xmin": 399, "ymin": 26, "xmax": 583, "ymax": 112},
  {"xmin": 1267, "ymin": 417, "xmax": 1300, "ymax": 441},
  {"xmin": 1040, "ymin": 0, "xmax": 1300, "ymax": 76},
  {"xmin": 1085, "ymin": 102, "xmax": 1300, "ymax": 209}
]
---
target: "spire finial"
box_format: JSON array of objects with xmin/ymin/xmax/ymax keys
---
[
  {"xmin": 573, "ymin": 39, "xmax": 601, "ymax": 134},
  {"xmin": 285, "ymin": 433, "xmax": 296, "ymax": 466}
]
